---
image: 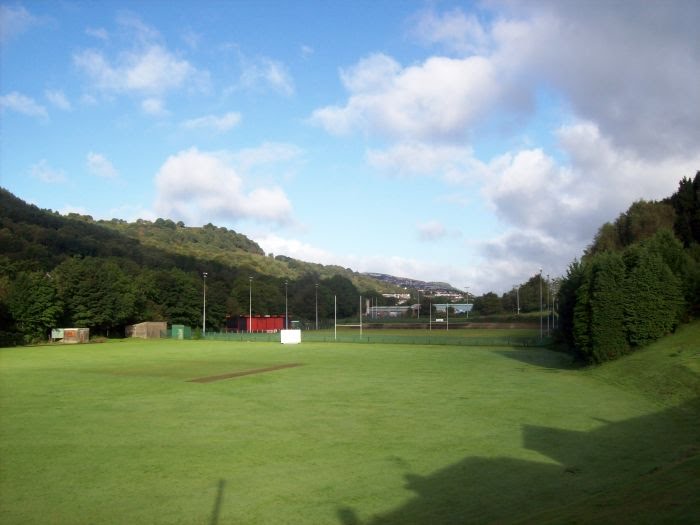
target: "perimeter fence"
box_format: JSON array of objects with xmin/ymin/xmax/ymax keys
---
[{"xmin": 198, "ymin": 331, "xmax": 552, "ymax": 347}]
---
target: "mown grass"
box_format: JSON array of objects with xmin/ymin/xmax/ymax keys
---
[{"xmin": 0, "ymin": 324, "xmax": 698, "ymax": 524}]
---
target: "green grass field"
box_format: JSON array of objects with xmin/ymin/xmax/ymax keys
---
[{"xmin": 1, "ymin": 325, "xmax": 698, "ymax": 524}]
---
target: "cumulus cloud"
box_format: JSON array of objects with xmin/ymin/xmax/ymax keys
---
[
  {"xmin": 181, "ymin": 111, "xmax": 241, "ymax": 132},
  {"xmin": 73, "ymin": 15, "xmax": 209, "ymax": 109},
  {"xmin": 310, "ymin": 53, "xmax": 498, "ymax": 140},
  {"xmin": 414, "ymin": 2, "xmax": 700, "ymax": 160},
  {"xmin": 0, "ymin": 91, "xmax": 48, "ymax": 120},
  {"xmin": 154, "ymin": 147, "xmax": 294, "ymax": 226},
  {"xmin": 74, "ymin": 45, "xmax": 202, "ymax": 95},
  {"xmin": 309, "ymin": 2, "xmax": 699, "ymax": 292},
  {"xmin": 86, "ymin": 152, "xmax": 119, "ymax": 179}
]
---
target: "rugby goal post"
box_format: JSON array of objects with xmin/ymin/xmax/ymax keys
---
[{"xmin": 333, "ymin": 295, "xmax": 363, "ymax": 340}]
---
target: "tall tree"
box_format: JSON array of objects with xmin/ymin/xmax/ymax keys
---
[
  {"xmin": 574, "ymin": 252, "xmax": 628, "ymax": 363},
  {"xmin": 8, "ymin": 271, "xmax": 62, "ymax": 341}
]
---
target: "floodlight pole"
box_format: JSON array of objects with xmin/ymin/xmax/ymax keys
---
[
  {"xmin": 359, "ymin": 295, "xmax": 363, "ymax": 338},
  {"xmin": 284, "ymin": 280, "xmax": 288, "ymax": 329},
  {"xmin": 249, "ymin": 276, "xmax": 253, "ymax": 333},
  {"xmin": 539, "ymin": 268, "xmax": 543, "ymax": 340},
  {"xmin": 334, "ymin": 295, "xmax": 337, "ymax": 341},
  {"xmin": 202, "ymin": 272, "xmax": 207, "ymax": 337},
  {"xmin": 465, "ymin": 286, "xmax": 469, "ymax": 319},
  {"xmin": 315, "ymin": 284, "xmax": 318, "ymax": 330},
  {"xmin": 446, "ymin": 302, "xmax": 449, "ymax": 331},
  {"xmin": 546, "ymin": 274, "xmax": 550, "ymax": 337},
  {"xmin": 429, "ymin": 301, "xmax": 432, "ymax": 331},
  {"xmin": 417, "ymin": 289, "xmax": 421, "ymax": 321}
]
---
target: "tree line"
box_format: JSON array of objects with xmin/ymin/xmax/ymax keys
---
[
  {"xmin": 0, "ymin": 189, "xmax": 373, "ymax": 344},
  {"xmin": 557, "ymin": 172, "xmax": 700, "ymax": 363}
]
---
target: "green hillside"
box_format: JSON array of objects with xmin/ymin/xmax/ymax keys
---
[
  {"xmin": 519, "ymin": 321, "xmax": 700, "ymax": 524},
  {"xmin": 0, "ymin": 188, "xmax": 397, "ymax": 341}
]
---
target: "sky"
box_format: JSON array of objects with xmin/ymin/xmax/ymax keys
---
[{"xmin": 1, "ymin": 0, "xmax": 699, "ymax": 295}]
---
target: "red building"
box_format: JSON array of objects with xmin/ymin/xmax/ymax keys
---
[{"xmin": 225, "ymin": 314, "xmax": 288, "ymax": 333}]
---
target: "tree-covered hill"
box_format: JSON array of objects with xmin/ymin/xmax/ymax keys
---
[
  {"xmin": 0, "ymin": 188, "xmax": 398, "ymax": 343},
  {"xmin": 558, "ymin": 172, "xmax": 700, "ymax": 363}
]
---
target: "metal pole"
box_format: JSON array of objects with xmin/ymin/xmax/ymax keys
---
[
  {"xmin": 203, "ymin": 272, "xmax": 207, "ymax": 337},
  {"xmin": 334, "ymin": 295, "xmax": 337, "ymax": 341},
  {"xmin": 539, "ymin": 269, "xmax": 543, "ymax": 340},
  {"xmin": 546, "ymin": 274, "xmax": 550, "ymax": 337},
  {"xmin": 249, "ymin": 276, "xmax": 252, "ymax": 333},
  {"xmin": 417, "ymin": 289, "xmax": 420, "ymax": 321},
  {"xmin": 429, "ymin": 301, "xmax": 432, "ymax": 331},
  {"xmin": 359, "ymin": 295, "xmax": 362, "ymax": 338},
  {"xmin": 517, "ymin": 285, "xmax": 520, "ymax": 316},
  {"xmin": 465, "ymin": 287, "xmax": 469, "ymax": 319},
  {"xmin": 285, "ymin": 280, "xmax": 288, "ymax": 329},
  {"xmin": 447, "ymin": 303, "xmax": 449, "ymax": 331},
  {"xmin": 315, "ymin": 284, "xmax": 318, "ymax": 330}
]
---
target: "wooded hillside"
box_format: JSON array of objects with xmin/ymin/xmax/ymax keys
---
[{"xmin": 0, "ymin": 189, "xmax": 396, "ymax": 343}]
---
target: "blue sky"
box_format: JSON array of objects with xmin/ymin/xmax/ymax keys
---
[{"xmin": 2, "ymin": 0, "xmax": 699, "ymax": 294}]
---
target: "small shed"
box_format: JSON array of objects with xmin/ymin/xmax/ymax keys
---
[
  {"xmin": 52, "ymin": 328, "xmax": 90, "ymax": 344},
  {"xmin": 126, "ymin": 322, "xmax": 167, "ymax": 339}
]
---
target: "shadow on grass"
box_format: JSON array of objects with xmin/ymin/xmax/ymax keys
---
[
  {"xmin": 494, "ymin": 348, "xmax": 577, "ymax": 371},
  {"xmin": 338, "ymin": 398, "xmax": 700, "ymax": 524},
  {"xmin": 209, "ymin": 479, "xmax": 225, "ymax": 525}
]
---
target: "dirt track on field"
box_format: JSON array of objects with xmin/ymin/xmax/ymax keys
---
[{"xmin": 187, "ymin": 363, "xmax": 302, "ymax": 383}]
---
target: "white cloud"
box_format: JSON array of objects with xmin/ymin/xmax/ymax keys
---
[
  {"xmin": 414, "ymin": 3, "xmax": 700, "ymax": 160},
  {"xmin": 74, "ymin": 45, "xmax": 202, "ymax": 95},
  {"xmin": 231, "ymin": 142, "xmax": 303, "ymax": 173},
  {"xmin": 0, "ymin": 91, "xmax": 48, "ymax": 120},
  {"xmin": 29, "ymin": 160, "xmax": 66, "ymax": 183},
  {"xmin": 367, "ymin": 142, "xmax": 478, "ymax": 181},
  {"xmin": 141, "ymin": 97, "xmax": 168, "ymax": 116},
  {"xmin": 86, "ymin": 152, "xmax": 119, "ymax": 179},
  {"xmin": 181, "ymin": 111, "xmax": 241, "ymax": 132},
  {"xmin": 256, "ymin": 234, "xmax": 335, "ymax": 262},
  {"xmin": 310, "ymin": 53, "xmax": 498, "ymax": 140},
  {"xmin": 239, "ymin": 56, "xmax": 294, "ymax": 96},
  {"xmin": 0, "ymin": 4, "xmax": 38, "ymax": 43},
  {"xmin": 154, "ymin": 147, "xmax": 294, "ymax": 226},
  {"xmin": 45, "ymin": 89, "xmax": 71, "ymax": 110}
]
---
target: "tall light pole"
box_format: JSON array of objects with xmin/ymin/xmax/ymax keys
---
[
  {"xmin": 284, "ymin": 280, "xmax": 288, "ymax": 329},
  {"xmin": 315, "ymin": 283, "xmax": 319, "ymax": 330},
  {"xmin": 465, "ymin": 286, "xmax": 469, "ymax": 319},
  {"xmin": 539, "ymin": 268, "xmax": 543, "ymax": 340},
  {"xmin": 249, "ymin": 276, "xmax": 253, "ymax": 333},
  {"xmin": 546, "ymin": 274, "xmax": 550, "ymax": 337},
  {"xmin": 202, "ymin": 272, "xmax": 207, "ymax": 337},
  {"xmin": 417, "ymin": 289, "xmax": 421, "ymax": 321}
]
